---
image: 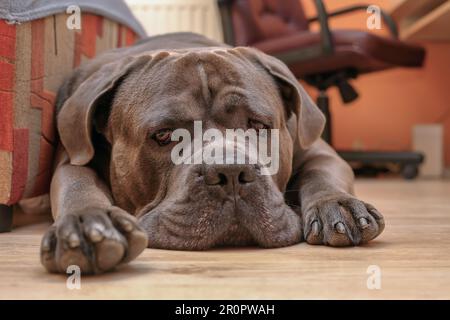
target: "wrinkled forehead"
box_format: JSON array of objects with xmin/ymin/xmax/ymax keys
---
[
  {"xmin": 131, "ymin": 49, "xmax": 279, "ymax": 101},
  {"xmin": 115, "ymin": 49, "xmax": 283, "ymax": 127},
  {"xmin": 167, "ymin": 49, "xmax": 247, "ymax": 90}
]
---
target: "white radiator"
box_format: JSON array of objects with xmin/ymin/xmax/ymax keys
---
[{"xmin": 125, "ymin": 0, "xmax": 224, "ymax": 42}]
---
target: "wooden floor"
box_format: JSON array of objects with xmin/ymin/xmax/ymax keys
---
[{"xmin": 1, "ymin": 179, "xmax": 450, "ymax": 299}]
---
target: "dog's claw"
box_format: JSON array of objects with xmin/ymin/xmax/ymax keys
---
[
  {"xmin": 335, "ymin": 222, "xmax": 346, "ymax": 234},
  {"xmin": 88, "ymin": 227, "xmax": 104, "ymax": 242},
  {"xmin": 68, "ymin": 233, "xmax": 80, "ymax": 248},
  {"xmin": 311, "ymin": 220, "xmax": 320, "ymax": 236},
  {"xmin": 120, "ymin": 219, "xmax": 133, "ymax": 232},
  {"xmin": 359, "ymin": 217, "xmax": 369, "ymax": 229}
]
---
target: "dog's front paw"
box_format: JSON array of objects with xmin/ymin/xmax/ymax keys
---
[
  {"xmin": 40, "ymin": 207, "xmax": 148, "ymax": 274},
  {"xmin": 302, "ymin": 194, "xmax": 385, "ymax": 246}
]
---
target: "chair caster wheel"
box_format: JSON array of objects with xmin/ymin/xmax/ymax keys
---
[{"xmin": 402, "ymin": 164, "xmax": 419, "ymax": 180}]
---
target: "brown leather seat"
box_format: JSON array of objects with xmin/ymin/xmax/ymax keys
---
[
  {"xmin": 253, "ymin": 30, "xmax": 425, "ymax": 76},
  {"xmin": 230, "ymin": 0, "xmax": 310, "ymax": 46},
  {"xmin": 223, "ymin": 0, "xmax": 425, "ymax": 78}
]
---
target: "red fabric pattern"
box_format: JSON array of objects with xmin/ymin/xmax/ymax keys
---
[
  {"xmin": 0, "ymin": 20, "xmax": 16, "ymax": 152},
  {"xmin": 8, "ymin": 129, "xmax": 28, "ymax": 204},
  {"xmin": 74, "ymin": 15, "xmax": 100, "ymax": 67},
  {"xmin": 30, "ymin": 20, "xmax": 56, "ymax": 197}
]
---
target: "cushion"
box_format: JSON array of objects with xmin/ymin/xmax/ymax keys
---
[{"xmin": 0, "ymin": 12, "xmax": 141, "ymax": 206}]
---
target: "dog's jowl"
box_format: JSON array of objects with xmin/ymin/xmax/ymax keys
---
[{"xmin": 40, "ymin": 33, "xmax": 385, "ymax": 274}]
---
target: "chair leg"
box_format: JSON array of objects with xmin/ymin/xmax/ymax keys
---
[
  {"xmin": 316, "ymin": 90, "xmax": 332, "ymax": 144},
  {"xmin": 314, "ymin": 87, "xmax": 423, "ymax": 180},
  {"xmin": 0, "ymin": 204, "xmax": 13, "ymax": 233}
]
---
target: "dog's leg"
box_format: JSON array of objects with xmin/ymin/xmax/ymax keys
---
[
  {"xmin": 292, "ymin": 139, "xmax": 385, "ymax": 246},
  {"xmin": 40, "ymin": 146, "xmax": 148, "ymax": 274}
]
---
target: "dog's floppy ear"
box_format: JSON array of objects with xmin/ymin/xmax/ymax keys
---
[
  {"xmin": 233, "ymin": 47, "xmax": 325, "ymax": 149},
  {"xmin": 57, "ymin": 55, "xmax": 152, "ymax": 166}
]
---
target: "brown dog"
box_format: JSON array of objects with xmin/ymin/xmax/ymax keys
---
[{"xmin": 40, "ymin": 33, "xmax": 385, "ymax": 274}]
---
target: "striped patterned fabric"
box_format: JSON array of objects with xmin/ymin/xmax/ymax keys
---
[{"xmin": 0, "ymin": 13, "xmax": 137, "ymax": 207}]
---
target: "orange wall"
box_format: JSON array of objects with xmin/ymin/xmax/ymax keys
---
[{"xmin": 302, "ymin": 0, "xmax": 450, "ymax": 167}]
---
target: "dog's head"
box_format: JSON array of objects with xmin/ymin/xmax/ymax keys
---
[{"xmin": 57, "ymin": 47, "xmax": 325, "ymax": 249}]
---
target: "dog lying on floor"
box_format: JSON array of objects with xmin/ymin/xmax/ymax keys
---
[{"xmin": 40, "ymin": 32, "xmax": 384, "ymax": 274}]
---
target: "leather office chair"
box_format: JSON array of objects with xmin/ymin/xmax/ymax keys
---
[{"xmin": 217, "ymin": 0, "xmax": 426, "ymax": 179}]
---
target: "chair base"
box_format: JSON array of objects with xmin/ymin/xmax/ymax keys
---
[
  {"xmin": 0, "ymin": 204, "xmax": 13, "ymax": 233},
  {"xmin": 338, "ymin": 150, "xmax": 424, "ymax": 179},
  {"xmin": 314, "ymin": 85, "xmax": 424, "ymax": 180}
]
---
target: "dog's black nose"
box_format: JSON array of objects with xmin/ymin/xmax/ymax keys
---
[{"xmin": 203, "ymin": 164, "xmax": 256, "ymax": 190}]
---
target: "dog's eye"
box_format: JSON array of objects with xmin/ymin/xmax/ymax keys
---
[
  {"xmin": 152, "ymin": 128, "xmax": 173, "ymax": 146},
  {"xmin": 248, "ymin": 119, "xmax": 269, "ymax": 131}
]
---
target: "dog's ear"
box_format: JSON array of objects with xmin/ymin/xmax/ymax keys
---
[
  {"xmin": 233, "ymin": 47, "xmax": 325, "ymax": 149},
  {"xmin": 57, "ymin": 55, "xmax": 152, "ymax": 166}
]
